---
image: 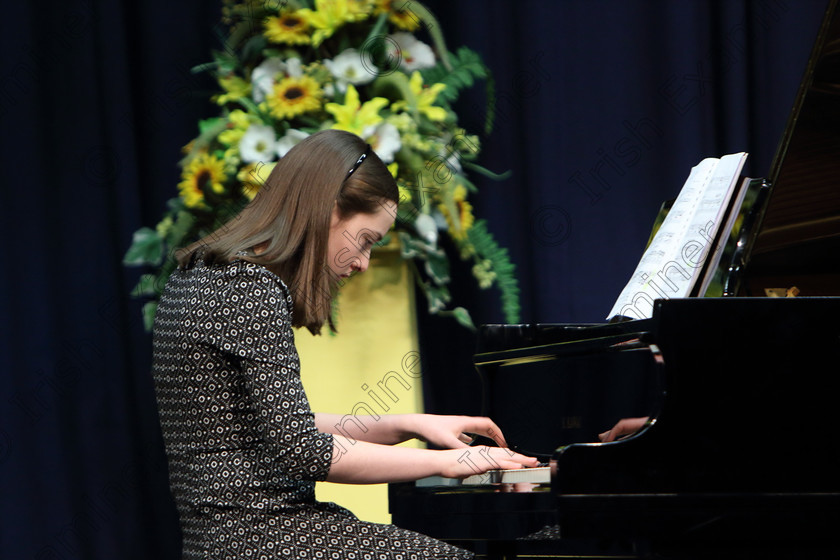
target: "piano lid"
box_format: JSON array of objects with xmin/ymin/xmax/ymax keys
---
[{"xmin": 747, "ymin": 0, "xmax": 840, "ymax": 290}]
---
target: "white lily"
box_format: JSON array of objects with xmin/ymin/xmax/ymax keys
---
[
  {"xmin": 276, "ymin": 129, "xmax": 310, "ymax": 158},
  {"xmin": 285, "ymin": 57, "xmax": 304, "ymax": 78},
  {"xmin": 363, "ymin": 121, "xmax": 401, "ymax": 164},
  {"xmin": 324, "ymin": 49, "xmax": 377, "ymax": 93},
  {"xmin": 414, "ymin": 213, "xmax": 439, "ymax": 245},
  {"xmin": 251, "ymin": 58, "xmax": 285, "ymax": 103},
  {"xmin": 239, "ymin": 124, "xmax": 278, "ymax": 163},
  {"xmin": 388, "ymin": 32, "xmax": 436, "ymax": 72}
]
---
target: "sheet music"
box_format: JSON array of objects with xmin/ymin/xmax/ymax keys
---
[
  {"xmin": 607, "ymin": 152, "xmax": 748, "ymax": 320},
  {"xmin": 693, "ymin": 175, "xmax": 754, "ymax": 298}
]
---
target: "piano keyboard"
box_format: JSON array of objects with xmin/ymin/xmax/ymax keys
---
[{"xmin": 416, "ymin": 466, "xmax": 551, "ymax": 487}]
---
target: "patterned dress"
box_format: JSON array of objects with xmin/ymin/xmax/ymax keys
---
[{"xmin": 152, "ymin": 258, "xmax": 472, "ymax": 559}]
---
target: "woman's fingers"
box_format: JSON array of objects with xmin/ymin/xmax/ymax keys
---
[
  {"xmin": 458, "ymin": 416, "xmax": 508, "ymax": 447},
  {"xmin": 486, "ymin": 448, "xmax": 539, "ymax": 470}
]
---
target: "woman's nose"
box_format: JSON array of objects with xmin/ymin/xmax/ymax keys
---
[{"xmin": 352, "ymin": 252, "xmax": 370, "ymax": 273}]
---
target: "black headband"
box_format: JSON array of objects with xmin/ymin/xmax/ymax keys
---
[{"xmin": 344, "ymin": 144, "xmax": 371, "ymax": 180}]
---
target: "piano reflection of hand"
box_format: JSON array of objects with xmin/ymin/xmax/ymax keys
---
[
  {"xmin": 597, "ymin": 416, "xmax": 651, "ymax": 442},
  {"xmin": 498, "ymin": 482, "xmax": 540, "ymax": 493}
]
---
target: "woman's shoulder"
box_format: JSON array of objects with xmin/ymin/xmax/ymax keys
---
[
  {"xmin": 175, "ymin": 258, "xmax": 292, "ymax": 305},
  {"xmin": 212, "ymin": 259, "xmax": 291, "ymax": 299},
  {"xmin": 171, "ymin": 259, "xmax": 297, "ymax": 355}
]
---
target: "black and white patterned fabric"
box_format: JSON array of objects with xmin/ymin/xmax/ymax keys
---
[{"xmin": 152, "ymin": 258, "xmax": 472, "ymax": 559}]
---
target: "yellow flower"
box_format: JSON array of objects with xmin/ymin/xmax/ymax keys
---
[
  {"xmin": 155, "ymin": 215, "xmax": 174, "ymax": 238},
  {"xmin": 264, "ymin": 75, "xmax": 323, "ymax": 120},
  {"xmin": 472, "ymin": 259, "xmax": 496, "ymax": 289},
  {"xmin": 237, "ymin": 161, "xmax": 277, "ymax": 200},
  {"xmin": 325, "ymin": 84, "xmax": 388, "ymax": 135},
  {"xmin": 398, "ymin": 184, "xmax": 414, "ymax": 206},
  {"xmin": 263, "ymin": 11, "xmax": 311, "ymax": 45},
  {"xmin": 213, "ymin": 74, "xmax": 251, "ymax": 105},
  {"xmin": 387, "ymin": 112, "xmax": 415, "ymax": 132},
  {"xmin": 439, "ymin": 183, "xmax": 474, "ymax": 240},
  {"xmin": 391, "ymin": 71, "xmax": 447, "ymax": 122},
  {"xmin": 298, "ymin": 0, "xmax": 371, "ymax": 47},
  {"xmin": 178, "ymin": 153, "xmax": 227, "ymax": 208},
  {"xmin": 217, "ymin": 110, "xmax": 254, "ymax": 146},
  {"xmin": 228, "ymin": 109, "xmax": 252, "ymax": 128},
  {"xmin": 374, "ymin": 0, "xmax": 421, "ymax": 31},
  {"xmin": 222, "ymin": 146, "xmax": 240, "ymax": 171}
]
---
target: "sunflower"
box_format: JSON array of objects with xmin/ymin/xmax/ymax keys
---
[
  {"xmin": 178, "ymin": 153, "xmax": 227, "ymax": 208},
  {"xmin": 263, "ymin": 12, "xmax": 310, "ymax": 45},
  {"xmin": 265, "ymin": 75, "xmax": 323, "ymax": 120}
]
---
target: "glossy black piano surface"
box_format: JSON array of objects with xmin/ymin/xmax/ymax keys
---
[{"xmin": 390, "ymin": 298, "xmax": 840, "ymax": 558}]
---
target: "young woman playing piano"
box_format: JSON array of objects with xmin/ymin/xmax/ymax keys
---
[{"xmin": 151, "ymin": 129, "xmax": 537, "ymax": 559}]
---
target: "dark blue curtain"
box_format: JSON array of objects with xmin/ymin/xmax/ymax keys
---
[
  {"xmin": 1, "ymin": 1, "xmax": 218, "ymax": 557},
  {"xmin": 415, "ymin": 0, "xmax": 830, "ymax": 417},
  {"xmin": 0, "ymin": 1, "xmax": 829, "ymax": 558}
]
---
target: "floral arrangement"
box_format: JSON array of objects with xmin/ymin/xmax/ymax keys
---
[{"xmin": 124, "ymin": 0, "xmax": 520, "ymax": 331}]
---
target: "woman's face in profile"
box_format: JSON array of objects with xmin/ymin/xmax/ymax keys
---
[{"xmin": 327, "ymin": 200, "xmax": 396, "ymax": 279}]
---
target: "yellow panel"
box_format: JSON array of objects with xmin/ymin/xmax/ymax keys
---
[{"xmin": 295, "ymin": 245, "xmax": 424, "ymax": 524}]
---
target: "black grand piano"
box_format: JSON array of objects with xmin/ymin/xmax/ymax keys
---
[{"xmin": 389, "ymin": 1, "xmax": 840, "ymax": 558}]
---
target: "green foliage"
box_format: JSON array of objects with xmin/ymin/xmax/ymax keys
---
[
  {"xmin": 467, "ymin": 220, "xmax": 521, "ymax": 324},
  {"xmin": 421, "ymin": 47, "xmax": 490, "ymax": 103},
  {"xmin": 123, "ymin": 228, "xmax": 163, "ymax": 267}
]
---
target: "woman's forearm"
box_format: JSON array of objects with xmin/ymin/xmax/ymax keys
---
[
  {"xmin": 326, "ymin": 436, "xmax": 442, "ymax": 483},
  {"xmin": 325, "ymin": 435, "xmax": 537, "ymax": 484},
  {"xmin": 315, "ymin": 412, "xmax": 420, "ymax": 445},
  {"xmin": 316, "ymin": 412, "xmax": 511, "ymax": 450}
]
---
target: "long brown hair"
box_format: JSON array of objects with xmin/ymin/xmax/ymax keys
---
[{"xmin": 177, "ymin": 129, "xmax": 398, "ymax": 334}]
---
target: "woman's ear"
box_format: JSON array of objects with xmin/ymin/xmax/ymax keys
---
[{"xmin": 330, "ymin": 202, "xmax": 342, "ymax": 229}]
